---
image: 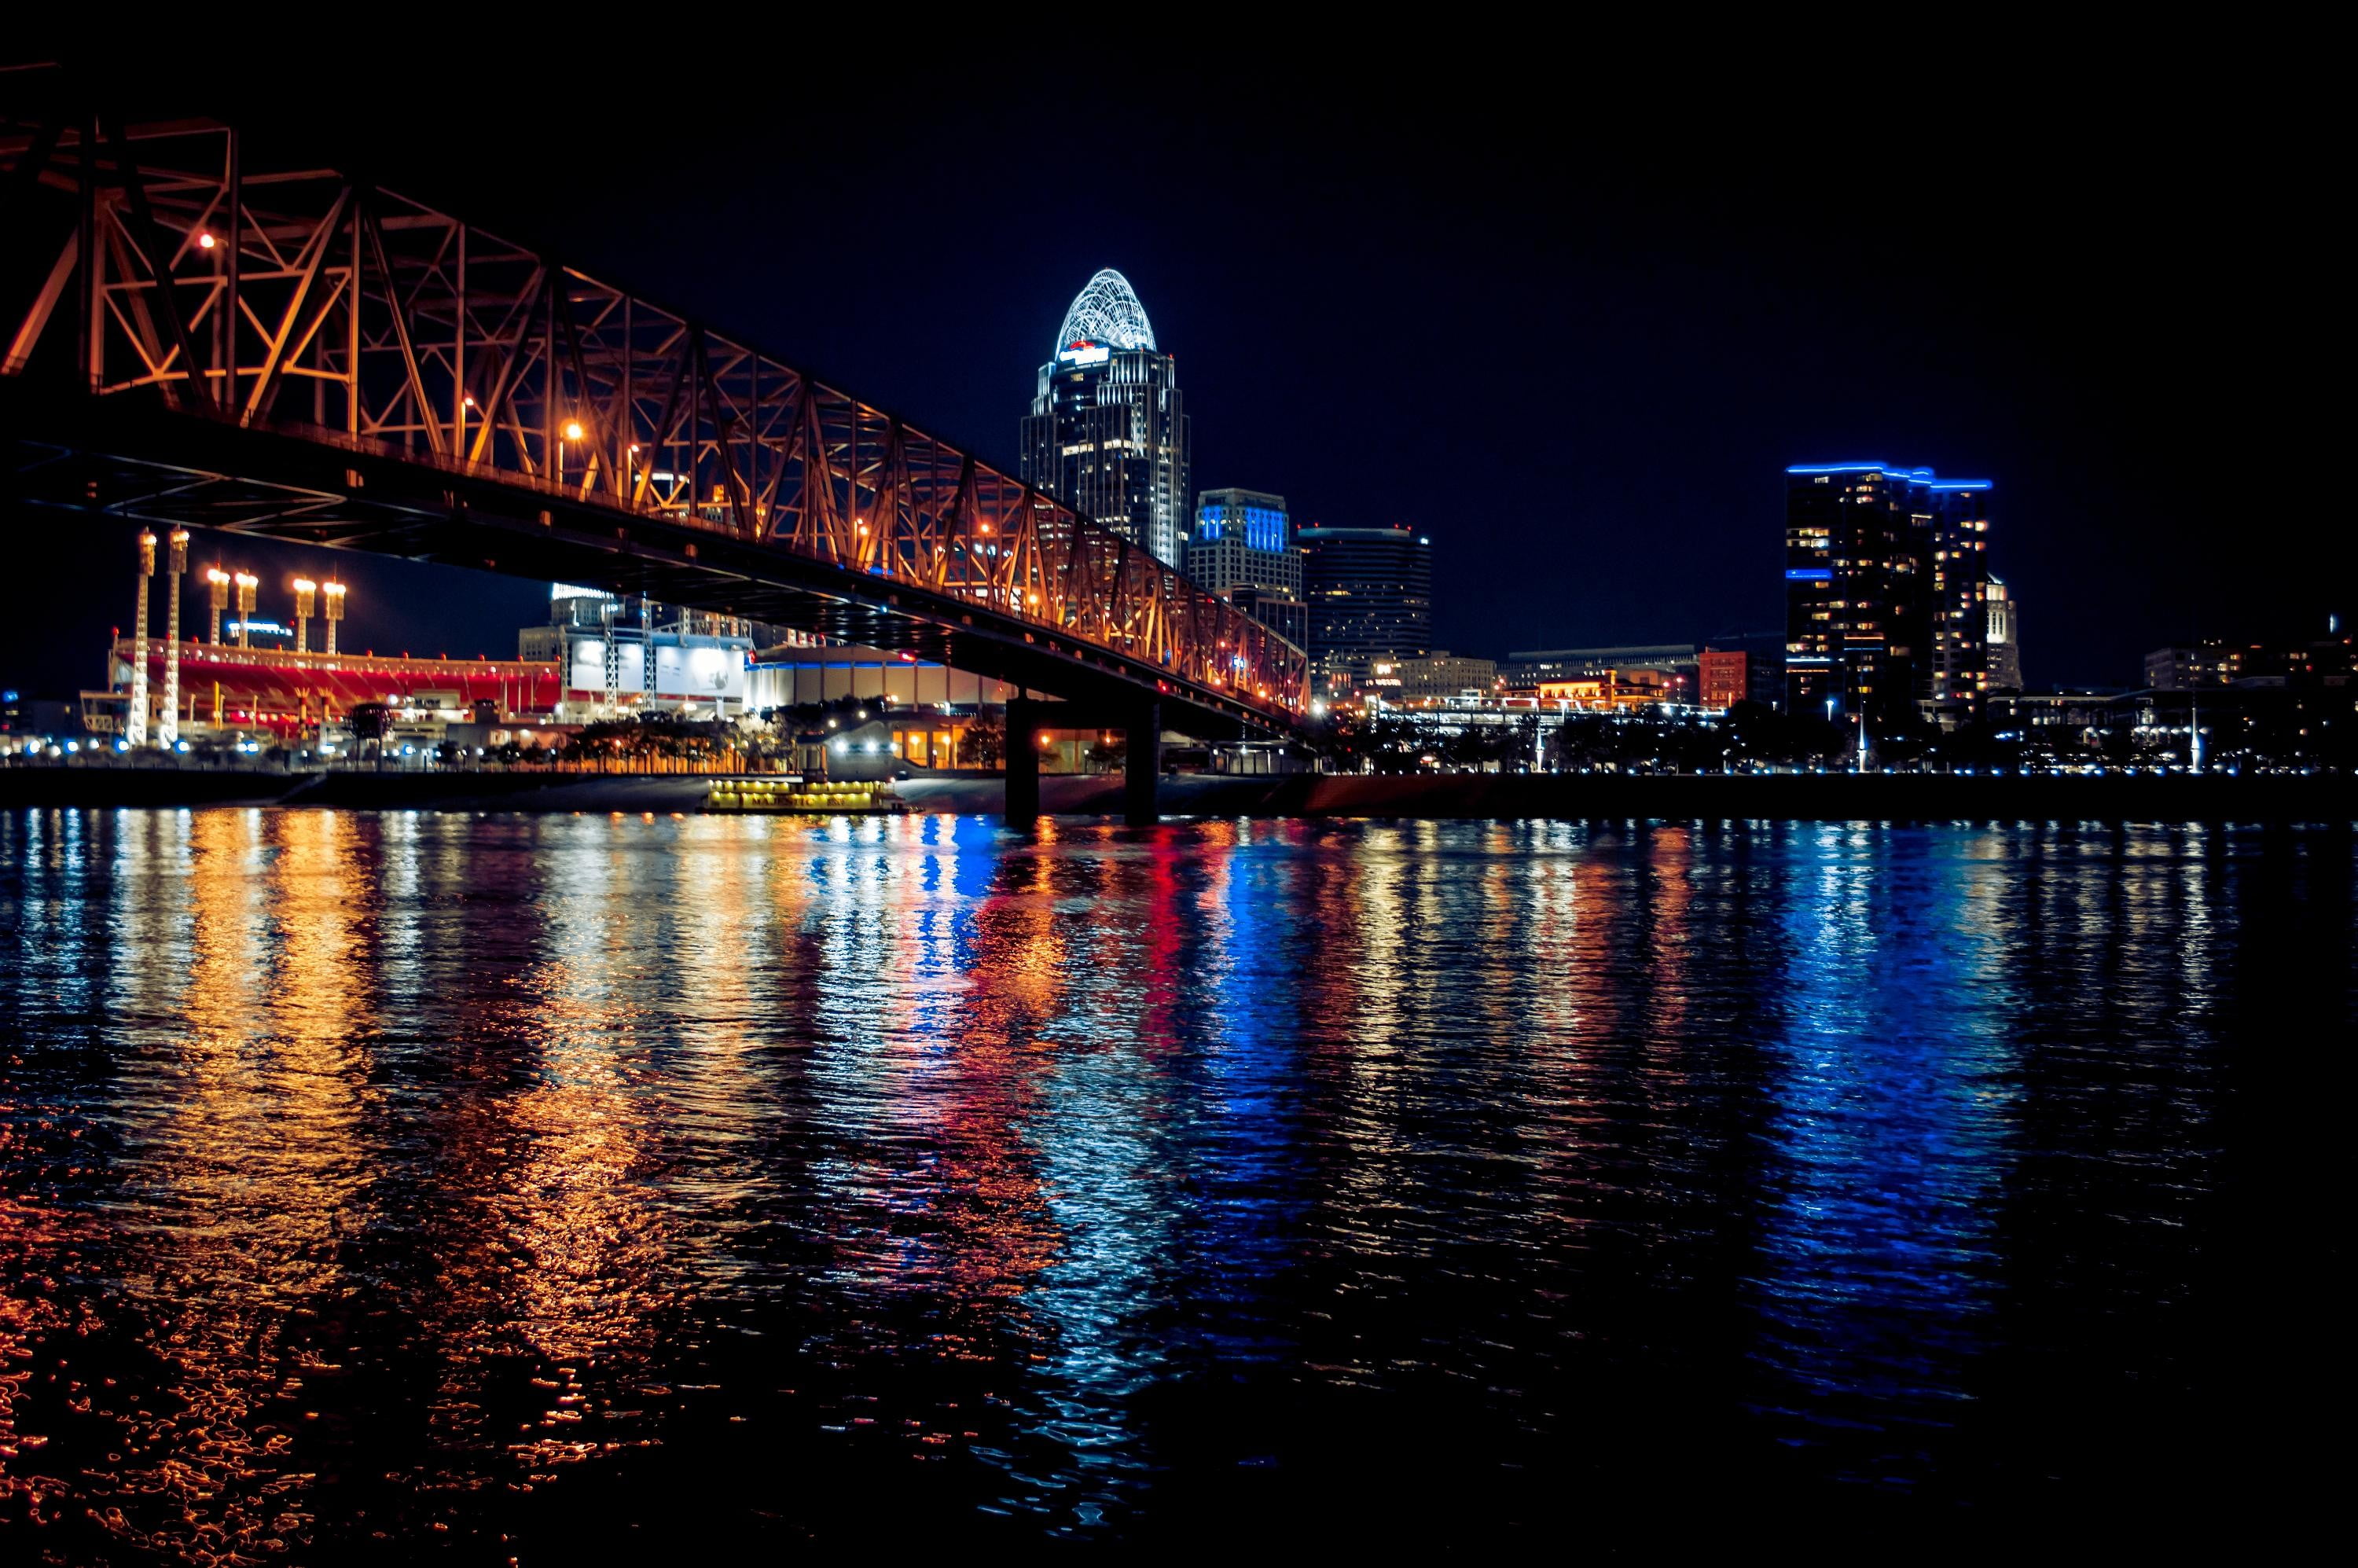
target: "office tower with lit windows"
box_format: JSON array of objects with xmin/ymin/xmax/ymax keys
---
[
  {"xmin": 1301, "ymin": 524, "xmax": 1433, "ymax": 696},
  {"xmin": 1784, "ymin": 463, "xmax": 1993, "ymax": 736},
  {"xmin": 1925, "ymin": 481, "xmax": 1993, "ymax": 723},
  {"xmin": 1019, "ymin": 270, "xmax": 1190, "ymax": 567},
  {"xmin": 1187, "ymin": 488, "xmax": 1306, "ymax": 649}
]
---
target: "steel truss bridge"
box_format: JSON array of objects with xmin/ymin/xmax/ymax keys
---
[{"xmin": 0, "ymin": 106, "xmax": 1308, "ymax": 757}]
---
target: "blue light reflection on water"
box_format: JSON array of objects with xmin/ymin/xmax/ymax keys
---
[
  {"xmin": 1755, "ymin": 828, "xmax": 2018, "ymax": 1464},
  {"xmin": 0, "ymin": 810, "xmax": 2345, "ymax": 1551}
]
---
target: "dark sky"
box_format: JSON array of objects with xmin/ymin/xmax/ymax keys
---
[{"xmin": 6, "ymin": 35, "xmax": 2345, "ymax": 697}]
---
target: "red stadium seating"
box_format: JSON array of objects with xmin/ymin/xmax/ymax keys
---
[{"xmin": 118, "ymin": 639, "xmax": 560, "ymax": 733}]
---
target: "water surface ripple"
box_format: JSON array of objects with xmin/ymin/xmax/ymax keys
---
[{"xmin": 0, "ymin": 810, "xmax": 2346, "ymax": 1554}]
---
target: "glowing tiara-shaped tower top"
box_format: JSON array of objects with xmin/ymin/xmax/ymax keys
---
[{"xmin": 1053, "ymin": 269, "xmax": 1157, "ymax": 354}]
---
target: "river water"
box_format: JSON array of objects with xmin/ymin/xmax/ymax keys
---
[{"xmin": 0, "ymin": 810, "xmax": 2346, "ymax": 1556}]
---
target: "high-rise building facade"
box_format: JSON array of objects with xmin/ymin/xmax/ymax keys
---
[
  {"xmin": 1985, "ymin": 572, "xmax": 2024, "ymax": 691},
  {"xmin": 1926, "ymin": 481, "xmax": 1993, "ymax": 724},
  {"xmin": 1301, "ymin": 525, "xmax": 1433, "ymax": 697},
  {"xmin": 1784, "ymin": 463, "xmax": 1993, "ymax": 735},
  {"xmin": 1187, "ymin": 488, "xmax": 1306, "ymax": 650},
  {"xmin": 1019, "ymin": 270, "xmax": 1190, "ymax": 567}
]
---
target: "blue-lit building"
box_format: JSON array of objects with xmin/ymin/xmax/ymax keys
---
[
  {"xmin": 1019, "ymin": 270, "xmax": 1190, "ymax": 567},
  {"xmin": 1195, "ymin": 489, "xmax": 1290, "ymax": 553},
  {"xmin": 1187, "ymin": 488, "xmax": 1306, "ymax": 651},
  {"xmin": 1784, "ymin": 463, "xmax": 1993, "ymax": 736}
]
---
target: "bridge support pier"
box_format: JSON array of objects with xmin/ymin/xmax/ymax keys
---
[
  {"xmin": 1005, "ymin": 697, "xmax": 1042, "ymax": 825},
  {"xmin": 1000, "ymin": 696, "xmax": 1161, "ymax": 825},
  {"xmin": 1124, "ymin": 702, "xmax": 1160, "ymax": 826}
]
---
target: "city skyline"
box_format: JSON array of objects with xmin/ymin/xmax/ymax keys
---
[
  {"xmin": 0, "ymin": 42, "xmax": 2345, "ymax": 1556},
  {"xmin": 2, "ymin": 42, "xmax": 2343, "ymax": 700}
]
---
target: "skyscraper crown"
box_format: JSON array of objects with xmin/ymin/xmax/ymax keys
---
[{"xmin": 1054, "ymin": 269, "xmax": 1157, "ymax": 354}]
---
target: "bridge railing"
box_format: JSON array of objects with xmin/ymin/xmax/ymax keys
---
[{"xmin": 0, "ymin": 112, "xmax": 1307, "ymax": 724}]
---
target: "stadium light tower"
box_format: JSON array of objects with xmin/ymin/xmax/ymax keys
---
[
  {"xmin": 161, "ymin": 531, "xmax": 188, "ymax": 745},
  {"xmin": 322, "ymin": 580, "xmax": 346, "ymax": 655},
  {"xmin": 129, "ymin": 531, "xmax": 155, "ymax": 746},
  {"xmin": 233, "ymin": 572, "xmax": 259, "ymax": 648},
  {"xmin": 292, "ymin": 578, "xmax": 317, "ymax": 653},
  {"xmin": 206, "ymin": 567, "xmax": 230, "ymax": 644}
]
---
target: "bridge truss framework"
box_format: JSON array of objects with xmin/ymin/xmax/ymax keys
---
[{"xmin": 0, "ymin": 109, "xmax": 1307, "ymax": 734}]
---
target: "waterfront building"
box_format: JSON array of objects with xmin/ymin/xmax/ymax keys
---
[
  {"xmin": 1783, "ymin": 462, "xmax": 1993, "ymax": 735},
  {"xmin": 1390, "ymin": 652, "xmax": 1498, "ymax": 705},
  {"xmin": 1702, "ymin": 630, "xmax": 1787, "ymax": 710},
  {"xmin": 520, "ymin": 585, "xmax": 755, "ymax": 722},
  {"xmin": 1188, "ymin": 488, "xmax": 1307, "ymax": 650},
  {"xmin": 1502, "ymin": 644, "xmax": 1695, "ymax": 680},
  {"xmin": 1500, "ymin": 644, "xmax": 1699, "ymax": 706},
  {"xmin": 1530, "ymin": 670, "xmax": 1679, "ymax": 711},
  {"xmin": 1301, "ymin": 524, "xmax": 1434, "ymax": 697},
  {"xmin": 741, "ymin": 645, "xmax": 1022, "ymax": 775},
  {"xmin": 1982, "ymin": 689, "xmax": 2117, "ymax": 755},
  {"xmin": 1986, "ymin": 574, "xmax": 2025, "ymax": 691},
  {"xmin": 1989, "ymin": 678, "xmax": 2356, "ymax": 771},
  {"xmin": 1019, "ymin": 270, "xmax": 1190, "ymax": 567},
  {"xmin": 2143, "ymin": 629, "xmax": 2356, "ymax": 692},
  {"xmin": 744, "ymin": 644, "xmax": 1016, "ymax": 711},
  {"xmin": 2143, "ymin": 644, "xmax": 2234, "ymax": 691},
  {"xmin": 1699, "ymin": 648, "xmax": 1748, "ymax": 711}
]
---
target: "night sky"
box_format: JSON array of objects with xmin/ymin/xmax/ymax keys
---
[{"xmin": 6, "ymin": 39, "xmax": 2343, "ymax": 699}]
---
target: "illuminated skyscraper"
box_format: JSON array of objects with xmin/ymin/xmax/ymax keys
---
[
  {"xmin": 1784, "ymin": 463, "xmax": 1993, "ymax": 735},
  {"xmin": 1188, "ymin": 488, "xmax": 1306, "ymax": 650},
  {"xmin": 1926, "ymin": 481, "xmax": 1993, "ymax": 724},
  {"xmin": 1020, "ymin": 270, "xmax": 1190, "ymax": 567},
  {"xmin": 1302, "ymin": 524, "xmax": 1433, "ymax": 697}
]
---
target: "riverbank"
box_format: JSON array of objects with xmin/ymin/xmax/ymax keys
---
[
  {"xmin": 5, "ymin": 762, "xmax": 2352, "ymax": 821},
  {"xmin": 905, "ymin": 769, "xmax": 2356, "ymax": 822},
  {"xmin": 1258, "ymin": 769, "xmax": 2358, "ymax": 822},
  {"xmin": 0, "ymin": 764, "xmax": 713, "ymax": 813}
]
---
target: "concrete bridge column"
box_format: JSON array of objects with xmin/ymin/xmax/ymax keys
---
[
  {"xmin": 1005, "ymin": 696, "xmax": 1041, "ymax": 824},
  {"xmin": 1125, "ymin": 701, "xmax": 1160, "ymax": 826}
]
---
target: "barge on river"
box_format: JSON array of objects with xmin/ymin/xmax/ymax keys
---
[{"xmin": 704, "ymin": 777, "xmax": 906, "ymax": 814}]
